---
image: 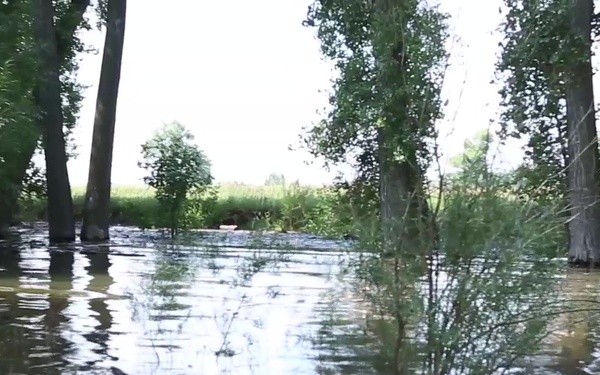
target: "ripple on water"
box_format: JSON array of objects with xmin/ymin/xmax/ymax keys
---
[
  {"xmin": 0, "ymin": 224, "xmax": 371, "ymax": 375},
  {"xmin": 2, "ymin": 224, "xmax": 597, "ymax": 375}
]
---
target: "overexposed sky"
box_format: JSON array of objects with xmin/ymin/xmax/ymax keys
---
[{"xmin": 58, "ymin": 0, "xmax": 522, "ymax": 186}]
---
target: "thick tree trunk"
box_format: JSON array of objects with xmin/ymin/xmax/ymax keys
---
[
  {"xmin": 566, "ymin": 0, "xmax": 600, "ymax": 266},
  {"xmin": 0, "ymin": 0, "xmax": 89, "ymax": 237},
  {"xmin": 379, "ymin": 130, "xmax": 433, "ymax": 257},
  {"xmin": 375, "ymin": 2, "xmax": 436, "ymax": 258},
  {"xmin": 80, "ymin": 0, "xmax": 127, "ymax": 241},
  {"xmin": 31, "ymin": 0, "xmax": 76, "ymax": 242}
]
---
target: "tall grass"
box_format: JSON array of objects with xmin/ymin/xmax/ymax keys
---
[{"xmin": 18, "ymin": 183, "xmax": 326, "ymax": 232}]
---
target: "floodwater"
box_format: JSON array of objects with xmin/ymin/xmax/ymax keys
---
[
  {"xmin": 0, "ymin": 223, "xmax": 367, "ymax": 375},
  {"xmin": 1, "ymin": 223, "xmax": 600, "ymax": 375}
]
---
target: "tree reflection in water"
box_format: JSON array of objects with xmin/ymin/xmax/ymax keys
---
[
  {"xmin": 0, "ymin": 242, "xmax": 24, "ymax": 374},
  {"xmin": 0, "ymin": 241, "xmax": 77, "ymax": 374},
  {"xmin": 81, "ymin": 245, "xmax": 116, "ymax": 371},
  {"xmin": 45, "ymin": 249, "xmax": 76, "ymax": 372}
]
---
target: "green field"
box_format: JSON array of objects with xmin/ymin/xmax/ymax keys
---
[{"xmin": 18, "ymin": 183, "xmax": 325, "ymax": 231}]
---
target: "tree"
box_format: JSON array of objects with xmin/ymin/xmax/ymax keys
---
[
  {"xmin": 0, "ymin": 0, "xmax": 90, "ymax": 237},
  {"xmin": 448, "ymin": 130, "xmax": 498, "ymax": 188},
  {"xmin": 564, "ymin": 0, "xmax": 600, "ymax": 265},
  {"xmin": 80, "ymin": 0, "xmax": 127, "ymax": 241},
  {"xmin": 450, "ymin": 130, "xmax": 491, "ymax": 171},
  {"xmin": 303, "ymin": 0, "xmax": 446, "ymax": 251},
  {"xmin": 305, "ymin": 0, "xmax": 449, "ymax": 372},
  {"xmin": 139, "ymin": 122, "xmax": 213, "ymax": 237},
  {"xmin": 265, "ymin": 173, "xmax": 285, "ymax": 186},
  {"xmin": 498, "ymin": 0, "xmax": 569, "ymax": 203},
  {"xmin": 0, "ymin": 4, "xmax": 37, "ymax": 235},
  {"xmin": 498, "ymin": 0, "xmax": 600, "ymax": 265},
  {"xmin": 31, "ymin": 0, "xmax": 77, "ymax": 242}
]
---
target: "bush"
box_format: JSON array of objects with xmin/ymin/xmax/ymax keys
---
[
  {"xmin": 316, "ymin": 160, "xmax": 567, "ymax": 374},
  {"xmin": 138, "ymin": 122, "xmax": 213, "ymax": 237}
]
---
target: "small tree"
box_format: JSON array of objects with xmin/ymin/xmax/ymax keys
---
[
  {"xmin": 138, "ymin": 122, "xmax": 212, "ymax": 236},
  {"xmin": 449, "ymin": 130, "xmax": 491, "ymax": 172},
  {"xmin": 265, "ymin": 173, "xmax": 285, "ymax": 186}
]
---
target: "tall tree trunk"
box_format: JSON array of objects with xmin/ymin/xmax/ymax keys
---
[
  {"xmin": 375, "ymin": 11, "xmax": 435, "ymax": 258},
  {"xmin": 566, "ymin": 0, "xmax": 600, "ymax": 266},
  {"xmin": 81, "ymin": 0, "xmax": 127, "ymax": 241},
  {"xmin": 379, "ymin": 130, "xmax": 432, "ymax": 257},
  {"xmin": 0, "ymin": 0, "xmax": 89, "ymax": 237},
  {"xmin": 379, "ymin": 130, "xmax": 415, "ymax": 254},
  {"xmin": 31, "ymin": 0, "xmax": 76, "ymax": 242}
]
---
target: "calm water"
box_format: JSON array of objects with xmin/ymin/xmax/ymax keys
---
[{"xmin": 1, "ymin": 223, "xmax": 600, "ymax": 375}]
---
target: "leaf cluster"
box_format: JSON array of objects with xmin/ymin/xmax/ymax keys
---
[{"xmin": 497, "ymin": 0, "xmax": 576, "ymax": 201}]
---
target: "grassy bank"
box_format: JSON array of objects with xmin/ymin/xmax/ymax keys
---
[{"xmin": 18, "ymin": 183, "xmax": 325, "ymax": 231}]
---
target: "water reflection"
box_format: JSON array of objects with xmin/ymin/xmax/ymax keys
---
[
  {"xmin": 546, "ymin": 269, "xmax": 600, "ymax": 375},
  {"xmin": 2, "ymin": 225, "xmax": 600, "ymax": 375},
  {"xmin": 0, "ymin": 243, "xmax": 24, "ymax": 374},
  {"xmin": 0, "ymin": 225, "xmax": 353, "ymax": 374},
  {"xmin": 308, "ymin": 265, "xmax": 600, "ymax": 375},
  {"xmin": 80, "ymin": 247, "xmax": 115, "ymax": 370},
  {"xmin": 45, "ymin": 249, "xmax": 75, "ymax": 372}
]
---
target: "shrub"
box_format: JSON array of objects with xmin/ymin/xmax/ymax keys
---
[
  {"xmin": 319, "ymin": 157, "xmax": 567, "ymax": 374},
  {"xmin": 138, "ymin": 122, "xmax": 213, "ymax": 236}
]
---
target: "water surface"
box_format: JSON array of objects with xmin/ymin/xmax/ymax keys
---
[
  {"xmin": 0, "ymin": 224, "xmax": 366, "ymax": 375},
  {"xmin": 1, "ymin": 223, "xmax": 600, "ymax": 375}
]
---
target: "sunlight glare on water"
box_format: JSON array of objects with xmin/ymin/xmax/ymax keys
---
[
  {"xmin": 2, "ymin": 224, "xmax": 600, "ymax": 375},
  {"xmin": 0, "ymin": 224, "xmax": 361, "ymax": 375}
]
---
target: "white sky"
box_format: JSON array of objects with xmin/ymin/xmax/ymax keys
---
[{"xmin": 58, "ymin": 0, "xmax": 525, "ymax": 187}]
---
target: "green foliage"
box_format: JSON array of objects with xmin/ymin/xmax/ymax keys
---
[
  {"xmin": 337, "ymin": 158, "xmax": 566, "ymax": 374},
  {"xmin": 303, "ymin": 187, "xmax": 352, "ymax": 237},
  {"xmin": 497, "ymin": 0, "xmax": 569, "ymax": 202},
  {"xmin": 447, "ymin": 130, "xmax": 519, "ymax": 189},
  {"xmin": 0, "ymin": 2, "xmax": 38, "ymax": 186},
  {"xmin": 448, "ymin": 130, "xmax": 494, "ymax": 189},
  {"xmin": 181, "ymin": 185, "xmax": 219, "ymax": 230},
  {"xmin": 18, "ymin": 183, "xmax": 354, "ymax": 235},
  {"xmin": 139, "ymin": 122, "xmax": 213, "ymax": 236},
  {"xmin": 441, "ymin": 156, "xmax": 566, "ymax": 260},
  {"xmin": 0, "ymin": 0, "xmax": 91, "ymax": 227},
  {"xmin": 450, "ymin": 130, "xmax": 491, "ymax": 170},
  {"xmin": 0, "ymin": 61, "xmax": 37, "ymax": 181},
  {"xmin": 302, "ymin": 0, "xmax": 449, "ymax": 224},
  {"xmin": 298, "ymin": 0, "xmax": 576, "ymax": 371}
]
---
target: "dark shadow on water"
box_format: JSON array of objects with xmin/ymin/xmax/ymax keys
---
[
  {"xmin": 80, "ymin": 246, "xmax": 117, "ymax": 371},
  {"xmin": 45, "ymin": 249, "xmax": 76, "ymax": 373},
  {"xmin": 0, "ymin": 243, "xmax": 77, "ymax": 374},
  {"xmin": 0, "ymin": 239, "xmax": 22, "ymax": 279},
  {"xmin": 0, "ymin": 241, "xmax": 25, "ymax": 374}
]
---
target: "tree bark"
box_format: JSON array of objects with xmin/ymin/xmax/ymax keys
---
[
  {"xmin": 566, "ymin": 0, "xmax": 600, "ymax": 266},
  {"xmin": 0, "ymin": 0, "xmax": 89, "ymax": 237},
  {"xmin": 379, "ymin": 130, "xmax": 433, "ymax": 257},
  {"xmin": 31, "ymin": 0, "xmax": 76, "ymax": 242},
  {"xmin": 81, "ymin": 0, "xmax": 127, "ymax": 241}
]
